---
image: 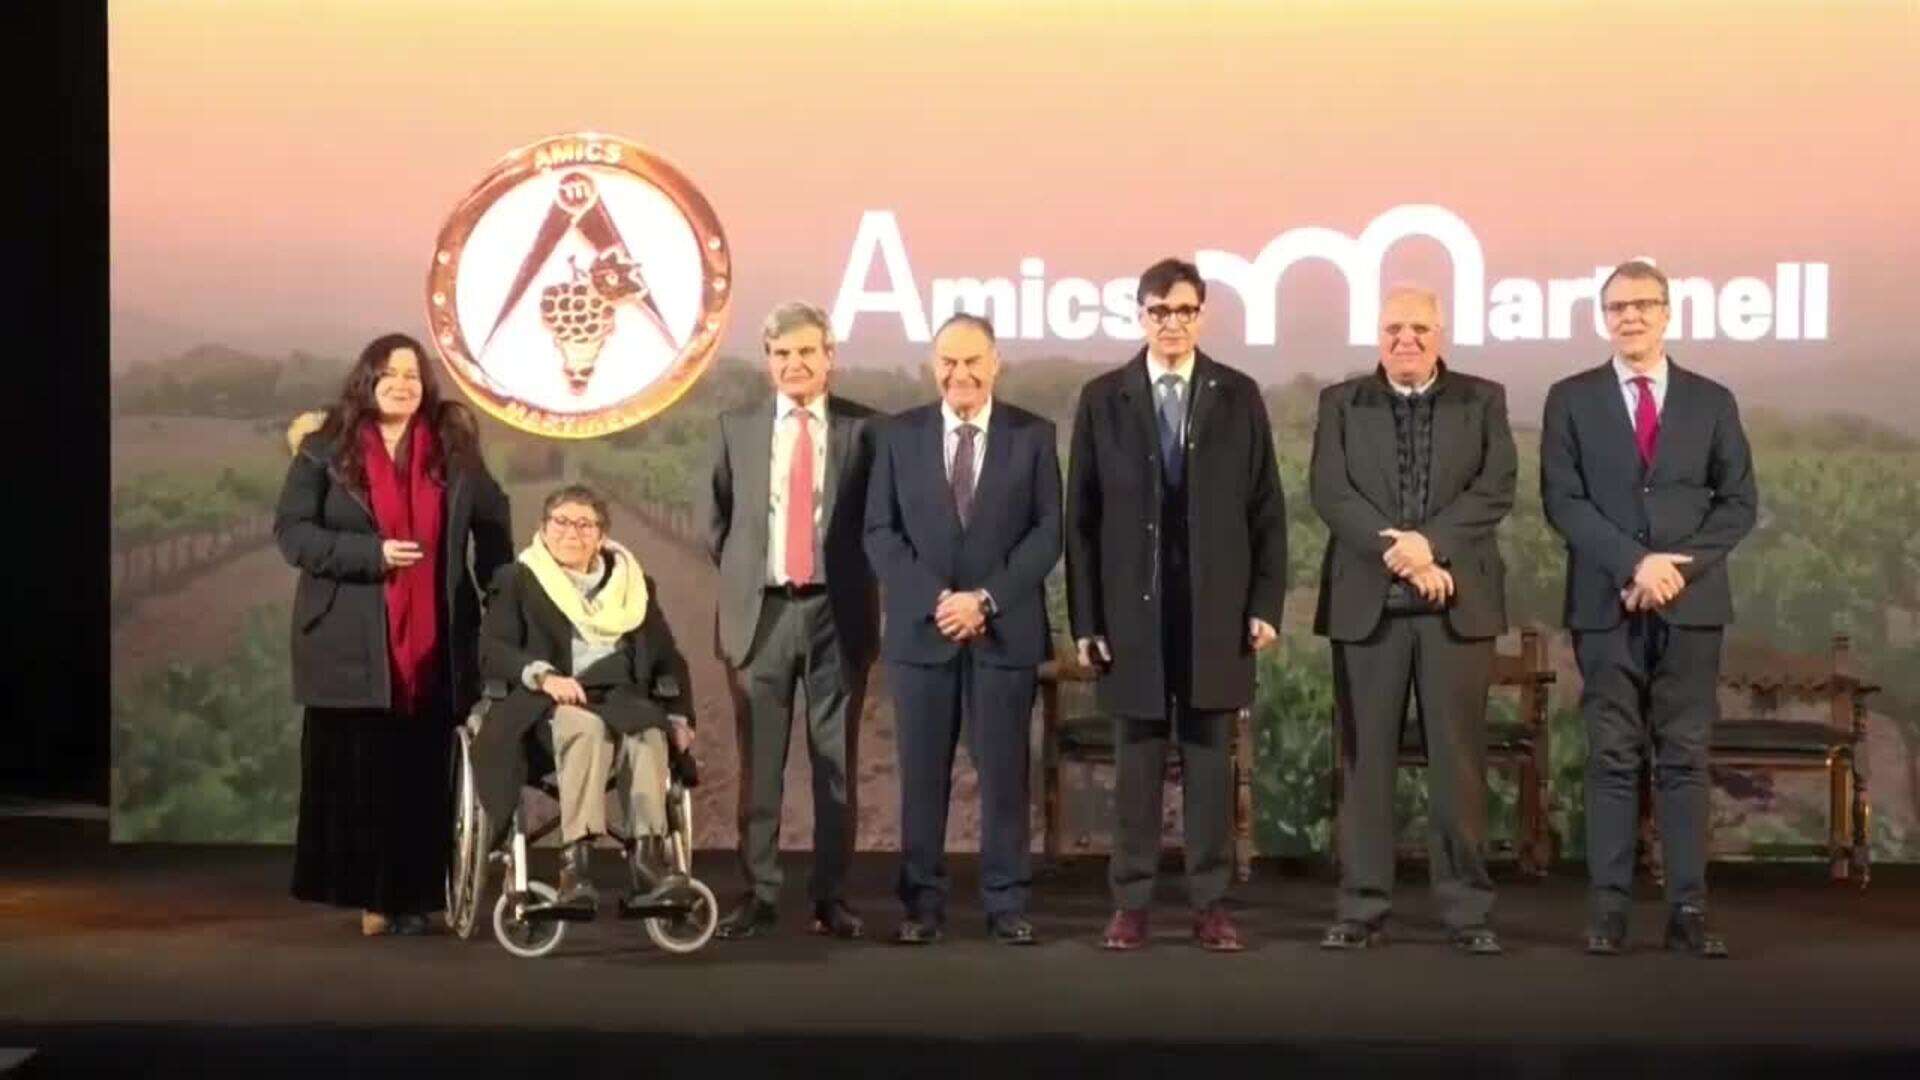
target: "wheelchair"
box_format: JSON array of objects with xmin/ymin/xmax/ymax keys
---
[{"xmin": 445, "ymin": 693, "xmax": 719, "ymax": 958}]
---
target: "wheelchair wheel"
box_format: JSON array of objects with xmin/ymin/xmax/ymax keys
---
[
  {"xmin": 494, "ymin": 881, "xmax": 567, "ymax": 959},
  {"xmin": 445, "ymin": 728, "xmax": 489, "ymax": 940},
  {"xmin": 644, "ymin": 877, "xmax": 718, "ymax": 954}
]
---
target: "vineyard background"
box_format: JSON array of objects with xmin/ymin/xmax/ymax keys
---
[{"xmin": 110, "ymin": 344, "xmax": 1920, "ymax": 865}]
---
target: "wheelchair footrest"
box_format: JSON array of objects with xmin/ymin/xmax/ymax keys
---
[
  {"xmin": 519, "ymin": 898, "xmax": 599, "ymax": 923},
  {"xmin": 616, "ymin": 882, "xmax": 700, "ymax": 921}
]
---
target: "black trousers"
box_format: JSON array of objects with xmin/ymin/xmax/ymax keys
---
[
  {"xmin": 1332, "ymin": 614, "xmax": 1495, "ymax": 930},
  {"xmin": 1108, "ymin": 524, "xmax": 1234, "ymax": 911},
  {"xmin": 889, "ymin": 652, "xmax": 1035, "ymax": 921},
  {"xmin": 1574, "ymin": 614, "xmax": 1722, "ymax": 919},
  {"xmin": 729, "ymin": 590, "xmax": 867, "ymax": 906}
]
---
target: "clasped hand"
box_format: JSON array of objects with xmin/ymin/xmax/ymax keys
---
[
  {"xmin": 1379, "ymin": 529, "xmax": 1454, "ymax": 605},
  {"xmin": 934, "ymin": 589, "xmax": 987, "ymax": 642},
  {"xmin": 1622, "ymin": 553, "xmax": 1694, "ymax": 612}
]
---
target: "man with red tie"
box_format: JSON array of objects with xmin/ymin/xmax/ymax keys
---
[
  {"xmin": 700, "ymin": 302, "xmax": 881, "ymax": 941},
  {"xmin": 1541, "ymin": 260, "xmax": 1757, "ymax": 958}
]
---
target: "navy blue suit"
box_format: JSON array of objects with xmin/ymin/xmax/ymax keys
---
[{"xmin": 864, "ymin": 400, "xmax": 1062, "ymax": 920}]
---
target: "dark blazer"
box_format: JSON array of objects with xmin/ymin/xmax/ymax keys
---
[
  {"xmin": 1540, "ymin": 359, "xmax": 1757, "ymax": 630},
  {"xmin": 1066, "ymin": 350, "xmax": 1288, "ymax": 715},
  {"xmin": 1310, "ymin": 365, "xmax": 1516, "ymax": 642},
  {"xmin": 274, "ymin": 432, "xmax": 512, "ymax": 715},
  {"xmin": 699, "ymin": 394, "xmax": 881, "ymax": 670},
  {"xmin": 472, "ymin": 563, "xmax": 696, "ymax": 824},
  {"xmin": 863, "ymin": 400, "xmax": 1062, "ymax": 668}
]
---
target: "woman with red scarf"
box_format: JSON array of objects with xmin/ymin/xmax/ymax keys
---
[{"xmin": 275, "ymin": 333, "xmax": 512, "ymax": 935}]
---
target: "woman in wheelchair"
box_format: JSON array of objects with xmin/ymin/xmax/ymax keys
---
[{"xmin": 473, "ymin": 483, "xmax": 698, "ymax": 921}]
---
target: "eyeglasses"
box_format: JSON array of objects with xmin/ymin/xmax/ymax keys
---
[
  {"xmin": 1142, "ymin": 304, "xmax": 1202, "ymax": 326},
  {"xmin": 1382, "ymin": 323, "xmax": 1436, "ymax": 338},
  {"xmin": 1603, "ymin": 299, "xmax": 1667, "ymax": 317},
  {"xmin": 545, "ymin": 516, "xmax": 602, "ymax": 534}
]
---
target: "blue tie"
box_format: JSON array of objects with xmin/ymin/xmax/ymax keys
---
[{"xmin": 1156, "ymin": 374, "xmax": 1185, "ymax": 487}]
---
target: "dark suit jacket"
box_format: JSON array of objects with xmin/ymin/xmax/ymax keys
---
[
  {"xmin": 472, "ymin": 563, "xmax": 696, "ymax": 824},
  {"xmin": 698, "ymin": 393, "xmax": 880, "ymax": 670},
  {"xmin": 1065, "ymin": 350, "xmax": 1288, "ymax": 715},
  {"xmin": 863, "ymin": 400, "xmax": 1062, "ymax": 668},
  {"xmin": 1310, "ymin": 364, "xmax": 1516, "ymax": 642},
  {"xmin": 1540, "ymin": 359, "xmax": 1757, "ymax": 630},
  {"xmin": 275, "ymin": 432, "xmax": 512, "ymax": 715}
]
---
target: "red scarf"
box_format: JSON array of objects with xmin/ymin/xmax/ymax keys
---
[{"xmin": 360, "ymin": 417, "xmax": 445, "ymax": 717}]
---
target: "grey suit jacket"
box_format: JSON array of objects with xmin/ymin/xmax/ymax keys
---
[{"xmin": 698, "ymin": 393, "xmax": 881, "ymax": 669}]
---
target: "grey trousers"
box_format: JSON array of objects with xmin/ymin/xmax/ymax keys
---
[
  {"xmin": 1575, "ymin": 616, "xmax": 1721, "ymax": 920},
  {"xmin": 729, "ymin": 590, "xmax": 867, "ymax": 906},
  {"xmin": 549, "ymin": 705, "xmax": 670, "ymax": 845},
  {"xmin": 1332, "ymin": 614, "xmax": 1496, "ymax": 931}
]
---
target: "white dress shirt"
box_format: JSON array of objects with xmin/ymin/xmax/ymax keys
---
[
  {"xmin": 941, "ymin": 398, "xmax": 993, "ymax": 495},
  {"xmin": 766, "ymin": 394, "xmax": 829, "ymax": 585},
  {"xmin": 1388, "ymin": 371, "xmax": 1438, "ymax": 396},
  {"xmin": 1611, "ymin": 354, "xmax": 1670, "ymax": 417}
]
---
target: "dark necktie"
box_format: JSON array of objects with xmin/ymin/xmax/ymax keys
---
[
  {"xmin": 1156, "ymin": 374, "xmax": 1186, "ymax": 487},
  {"xmin": 951, "ymin": 422, "xmax": 979, "ymax": 527},
  {"xmin": 1631, "ymin": 376, "xmax": 1660, "ymax": 468}
]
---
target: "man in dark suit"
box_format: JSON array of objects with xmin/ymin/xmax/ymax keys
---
[
  {"xmin": 1310, "ymin": 284, "xmax": 1516, "ymax": 955},
  {"xmin": 1542, "ymin": 259, "xmax": 1757, "ymax": 958},
  {"xmin": 864, "ymin": 313, "xmax": 1062, "ymax": 945},
  {"xmin": 1066, "ymin": 258, "xmax": 1287, "ymax": 952},
  {"xmin": 698, "ymin": 301, "xmax": 880, "ymax": 941}
]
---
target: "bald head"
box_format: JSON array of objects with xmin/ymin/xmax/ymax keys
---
[{"xmin": 1378, "ymin": 284, "xmax": 1446, "ymax": 388}]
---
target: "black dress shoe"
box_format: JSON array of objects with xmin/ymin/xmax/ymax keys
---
[
  {"xmin": 389, "ymin": 913, "xmax": 431, "ymax": 936},
  {"xmin": 1450, "ymin": 926, "xmax": 1503, "ymax": 956},
  {"xmin": 986, "ymin": 913, "xmax": 1037, "ymax": 946},
  {"xmin": 1664, "ymin": 904, "xmax": 1729, "ymax": 959},
  {"xmin": 1319, "ymin": 920, "xmax": 1385, "ymax": 950},
  {"xmin": 810, "ymin": 899, "xmax": 865, "ymax": 940},
  {"xmin": 1585, "ymin": 912, "xmax": 1628, "ymax": 956},
  {"xmin": 715, "ymin": 897, "xmax": 779, "ymax": 940},
  {"xmin": 617, "ymin": 841, "xmax": 692, "ymax": 919},
  {"xmin": 538, "ymin": 840, "xmax": 599, "ymax": 921},
  {"xmin": 893, "ymin": 915, "xmax": 944, "ymax": 945}
]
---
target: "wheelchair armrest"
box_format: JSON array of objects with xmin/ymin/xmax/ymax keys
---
[
  {"xmin": 482, "ymin": 678, "xmax": 512, "ymax": 700},
  {"xmin": 466, "ymin": 679, "xmax": 514, "ymax": 733}
]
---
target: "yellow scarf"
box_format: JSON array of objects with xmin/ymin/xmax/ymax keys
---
[{"xmin": 517, "ymin": 533, "xmax": 650, "ymax": 646}]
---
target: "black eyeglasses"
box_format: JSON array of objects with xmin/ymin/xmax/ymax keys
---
[
  {"xmin": 1603, "ymin": 299, "xmax": 1667, "ymax": 317},
  {"xmin": 546, "ymin": 516, "xmax": 602, "ymax": 534},
  {"xmin": 1142, "ymin": 304, "xmax": 1202, "ymax": 326}
]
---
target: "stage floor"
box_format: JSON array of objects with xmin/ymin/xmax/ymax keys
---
[{"xmin": 3, "ymin": 817, "xmax": 1917, "ymax": 1077}]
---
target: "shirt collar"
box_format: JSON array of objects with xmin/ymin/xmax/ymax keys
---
[
  {"xmin": 941, "ymin": 398, "xmax": 993, "ymax": 436},
  {"xmin": 1145, "ymin": 350, "xmax": 1196, "ymax": 386},
  {"xmin": 777, "ymin": 393, "xmax": 829, "ymax": 426},
  {"xmin": 1376, "ymin": 359, "xmax": 1445, "ymax": 397},
  {"xmin": 1611, "ymin": 354, "xmax": 1669, "ymax": 390}
]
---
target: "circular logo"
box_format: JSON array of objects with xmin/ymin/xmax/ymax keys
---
[{"xmin": 426, "ymin": 133, "xmax": 731, "ymax": 438}]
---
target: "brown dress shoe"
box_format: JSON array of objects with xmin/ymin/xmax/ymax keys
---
[
  {"xmin": 1194, "ymin": 905, "xmax": 1245, "ymax": 952},
  {"xmin": 1101, "ymin": 908, "xmax": 1149, "ymax": 951}
]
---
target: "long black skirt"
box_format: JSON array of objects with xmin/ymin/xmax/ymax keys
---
[{"xmin": 292, "ymin": 706, "xmax": 452, "ymax": 916}]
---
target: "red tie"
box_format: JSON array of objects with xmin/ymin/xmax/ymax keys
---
[
  {"xmin": 1631, "ymin": 376, "xmax": 1659, "ymax": 468},
  {"xmin": 785, "ymin": 409, "xmax": 815, "ymax": 584}
]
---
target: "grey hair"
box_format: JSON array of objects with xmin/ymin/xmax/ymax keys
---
[
  {"xmin": 1382, "ymin": 283, "xmax": 1445, "ymax": 328},
  {"xmin": 761, "ymin": 301, "xmax": 835, "ymax": 350},
  {"xmin": 1600, "ymin": 259, "xmax": 1670, "ymax": 305},
  {"xmin": 933, "ymin": 311, "xmax": 997, "ymax": 345}
]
